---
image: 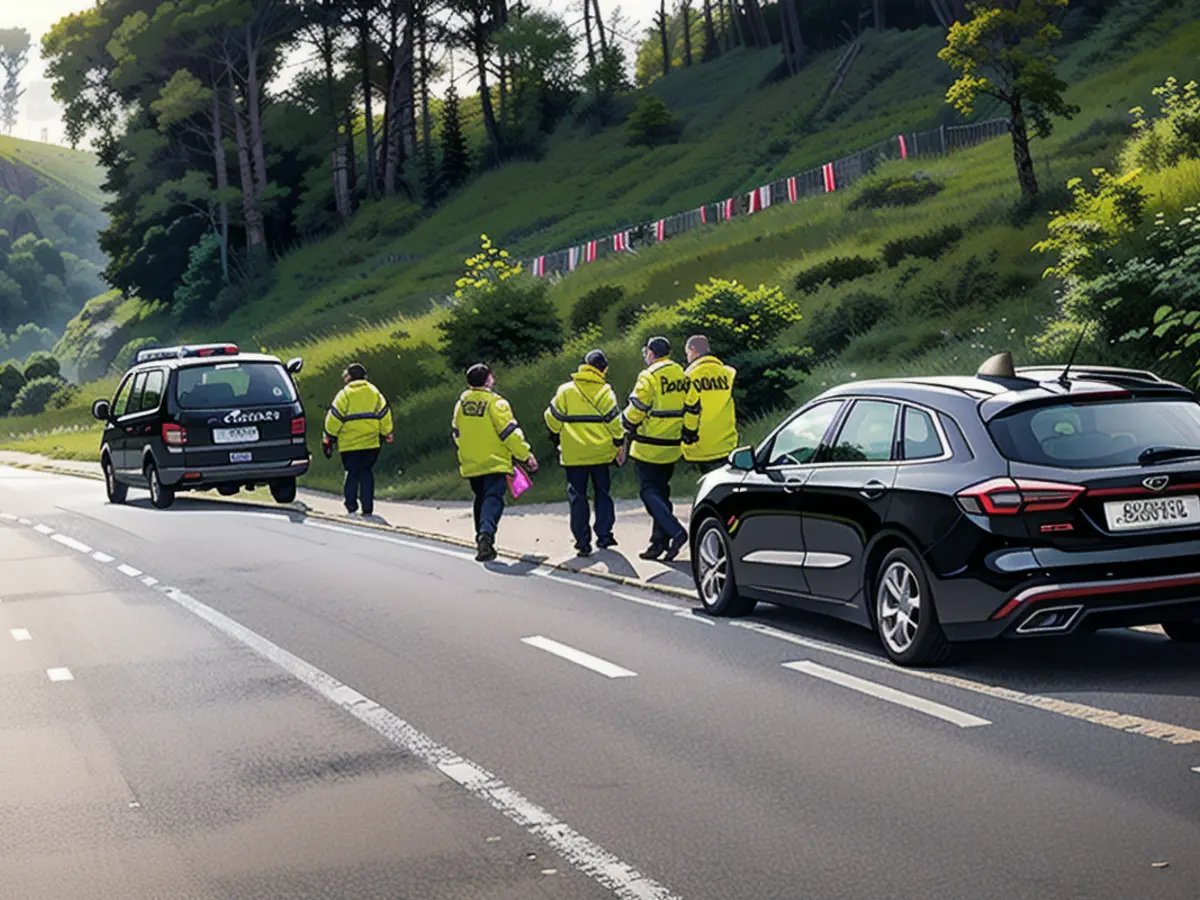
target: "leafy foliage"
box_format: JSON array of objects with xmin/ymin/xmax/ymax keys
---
[
  {"xmin": 794, "ymin": 256, "xmax": 880, "ymax": 295},
  {"xmin": 849, "ymin": 176, "xmax": 943, "ymax": 211},
  {"xmin": 113, "ymin": 336, "xmax": 159, "ymax": 373},
  {"xmin": 882, "ymin": 225, "xmax": 964, "ymax": 267},
  {"xmin": 806, "ymin": 292, "xmax": 891, "ymax": 360},
  {"xmin": 22, "ymin": 351, "xmax": 61, "ymax": 382},
  {"xmin": 626, "ymin": 96, "xmax": 681, "ymax": 147},
  {"xmin": 729, "ymin": 346, "xmax": 811, "ymax": 420},
  {"xmin": 173, "ymin": 233, "xmax": 225, "ymax": 324},
  {"xmin": 0, "ymin": 323, "xmax": 55, "ymax": 362},
  {"xmin": 676, "ymin": 278, "xmax": 801, "ymax": 357},
  {"xmin": 570, "ymin": 284, "xmax": 625, "ymax": 333},
  {"xmin": 10, "ymin": 375, "xmax": 62, "ymax": 417},
  {"xmin": 1034, "ymin": 168, "xmax": 1146, "ymax": 286},
  {"xmin": 0, "ymin": 358, "xmax": 23, "ymax": 414},
  {"xmin": 453, "ymin": 235, "xmax": 523, "ymax": 298},
  {"xmin": 1125, "ymin": 77, "xmax": 1200, "ymax": 173}
]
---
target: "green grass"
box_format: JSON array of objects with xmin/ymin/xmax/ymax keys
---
[{"xmin": 0, "ymin": 135, "xmax": 108, "ymax": 207}]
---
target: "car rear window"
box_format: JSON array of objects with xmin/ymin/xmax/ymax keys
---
[
  {"xmin": 175, "ymin": 362, "xmax": 296, "ymax": 409},
  {"xmin": 988, "ymin": 399, "xmax": 1200, "ymax": 468}
]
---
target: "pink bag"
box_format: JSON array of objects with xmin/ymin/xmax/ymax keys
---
[{"xmin": 507, "ymin": 465, "xmax": 533, "ymax": 500}]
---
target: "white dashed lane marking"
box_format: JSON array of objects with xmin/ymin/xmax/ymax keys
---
[
  {"xmin": 92, "ymin": 551, "xmax": 115, "ymax": 563},
  {"xmin": 117, "ymin": 564, "xmax": 143, "ymax": 577},
  {"xmin": 521, "ymin": 635, "xmax": 638, "ymax": 679},
  {"xmin": 46, "ymin": 667, "xmax": 74, "ymax": 682},
  {"xmin": 33, "ymin": 523, "xmax": 53, "ymax": 535},
  {"xmin": 51, "ymin": 532, "xmax": 92, "ymax": 554},
  {"xmin": 10, "ymin": 628, "xmax": 31, "ymax": 642}
]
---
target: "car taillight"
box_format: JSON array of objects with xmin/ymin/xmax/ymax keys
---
[
  {"xmin": 957, "ymin": 477, "xmax": 1084, "ymax": 516},
  {"xmin": 291, "ymin": 416, "xmax": 306, "ymax": 436},
  {"xmin": 162, "ymin": 423, "xmax": 187, "ymax": 446}
]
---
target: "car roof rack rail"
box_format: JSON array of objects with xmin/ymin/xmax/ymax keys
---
[
  {"xmin": 1015, "ymin": 364, "xmax": 1167, "ymax": 385},
  {"xmin": 135, "ymin": 343, "xmax": 239, "ymax": 364}
]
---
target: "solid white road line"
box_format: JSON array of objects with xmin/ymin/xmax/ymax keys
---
[
  {"xmin": 784, "ymin": 660, "xmax": 991, "ymax": 729},
  {"xmin": 10, "ymin": 628, "xmax": 31, "ymax": 641},
  {"xmin": 46, "ymin": 667, "xmax": 74, "ymax": 682},
  {"xmin": 92, "ymin": 551, "xmax": 115, "ymax": 564},
  {"xmin": 737, "ymin": 621, "xmax": 1200, "ymax": 747},
  {"xmin": 521, "ymin": 635, "xmax": 638, "ymax": 679},
  {"xmin": 674, "ymin": 610, "xmax": 715, "ymax": 625},
  {"xmin": 117, "ymin": 564, "xmax": 142, "ymax": 577},
  {"xmin": 305, "ymin": 520, "xmax": 473, "ymax": 561},
  {"xmin": 51, "ymin": 533, "xmax": 92, "ymax": 554}
]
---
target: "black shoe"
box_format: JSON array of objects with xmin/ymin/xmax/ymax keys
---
[
  {"xmin": 598, "ymin": 535, "xmax": 618, "ymax": 549},
  {"xmin": 662, "ymin": 532, "xmax": 688, "ymax": 562},
  {"xmin": 476, "ymin": 533, "xmax": 497, "ymax": 562},
  {"xmin": 576, "ymin": 546, "xmax": 593, "ymax": 558},
  {"xmin": 639, "ymin": 543, "xmax": 665, "ymax": 561}
]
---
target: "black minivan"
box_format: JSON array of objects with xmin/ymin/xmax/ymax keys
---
[{"xmin": 92, "ymin": 343, "xmax": 310, "ymax": 509}]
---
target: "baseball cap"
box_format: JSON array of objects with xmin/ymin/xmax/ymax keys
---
[{"xmin": 644, "ymin": 336, "xmax": 671, "ymax": 358}]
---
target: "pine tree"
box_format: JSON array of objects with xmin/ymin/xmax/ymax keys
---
[{"xmin": 440, "ymin": 84, "xmax": 471, "ymax": 192}]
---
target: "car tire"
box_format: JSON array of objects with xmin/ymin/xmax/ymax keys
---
[
  {"xmin": 873, "ymin": 547, "xmax": 953, "ymax": 667},
  {"xmin": 103, "ymin": 455, "xmax": 127, "ymax": 505},
  {"xmin": 1162, "ymin": 619, "xmax": 1200, "ymax": 642},
  {"xmin": 270, "ymin": 477, "xmax": 297, "ymax": 504},
  {"xmin": 693, "ymin": 518, "xmax": 755, "ymax": 617},
  {"xmin": 146, "ymin": 462, "xmax": 175, "ymax": 510},
  {"xmin": 218, "ymin": 485, "xmax": 240, "ymax": 497}
]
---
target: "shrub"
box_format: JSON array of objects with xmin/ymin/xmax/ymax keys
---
[
  {"xmin": 0, "ymin": 360, "xmax": 24, "ymax": 415},
  {"xmin": 626, "ymin": 96, "xmax": 681, "ymax": 147},
  {"xmin": 849, "ymin": 175, "xmax": 943, "ymax": 211},
  {"xmin": 48, "ymin": 381, "xmax": 79, "ymax": 410},
  {"xmin": 570, "ymin": 284, "xmax": 625, "ymax": 333},
  {"xmin": 113, "ymin": 336, "xmax": 160, "ymax": 373},
  {"xmin": 793, "ymin": 256, "xmax": 880, "ymax": 295},
  {"xmin": 615, "ymin": 298, "xmax": 651, "ymax": 333},
  {"xmin": 728, "ymin": 346, "xmax": 811, "ymax": 420},
  {"xmin": 438, "ymin": 279, "xmax": 564, "ymax": 372},
  {"xmin": 675, "ymin": 278, "xmax": 802, "ymax": 357},
  {"xmin": 23, "ymin": 350, "xmax": 61, "ymax": 382},
  {"xmin": 882, "ymin": 225, "xmax": 965, "ymax": 268},
  {"xmin": 806, "ymin": 292, "xmax": 891, "ymax": 360},
  {"xmin": 173, "ymin": 233, "xmax": 225, "ymax": 323},
  {"xmin": 912, "ymin": 253, "xmax": 1008, "ymax": 318},
  {"xmin": 10, "ymin": 376, "xmax": 62, "ymax": 417},
  {"xmin": 1125, "ymin": 77, "xmax": 1200, "ymax": 173}
]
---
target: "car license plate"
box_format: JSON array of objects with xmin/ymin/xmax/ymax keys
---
[
  {"xmin": 229, "ymin": 451, "xmax": 253, "ymax": 464},
  {"xmin": 213, "ymin": 426, "xmax": 259, "ymax": 444},
  {"xmin": 1104, "ymin": 495, "xmax": 1200, "ymax": 531}
]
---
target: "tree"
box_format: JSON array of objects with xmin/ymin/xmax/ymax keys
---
[
  {"xmin": 0, "ymin": 28, "xmax": 30, "ymax": 136},
  {"xmin": 626, "ymin": 95, "xmax": 680, "ymax": 147},
  {"xmin": 655, "ymin": 0, "xmax": 671, "ymax": 78},
  {"xmin": 22, "ymin": 350, "xmax": 61, "ymax": 382},
  {"xmin": 439, "ymin": 83, "xmax": 470, "ymax": 190},
  {"xmin": 939, "ymin": 0, "xmax": 1078, "ymax": 200},
  {"xmin": 493, "ymin": 11, "xmax": 578, "ymax": 144}
]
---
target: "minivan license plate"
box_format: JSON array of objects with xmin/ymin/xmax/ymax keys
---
[
  {"xmin": 229, "ymin": 451, "xmax": 253, "ymax": 464},
  {"xmin": 1104, "ymin": 495, "xmax": 1200, "ymax": 531},
  {"xmin": 213, "ymin": 426, "xmax": 259, "ymax": 444}
]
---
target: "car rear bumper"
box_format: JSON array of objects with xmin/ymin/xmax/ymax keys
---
[{"xmin": 159, "ymin": 457, "xmax": 310, "ymax": 488}]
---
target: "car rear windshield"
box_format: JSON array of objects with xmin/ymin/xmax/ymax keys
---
[
  {"xmin": 988, "ymin": 398, "xmax": 1200, "ymax": 468},
  {"xmin": 175, "ymin": 362, "xmax": 296, "ymax": 409}
]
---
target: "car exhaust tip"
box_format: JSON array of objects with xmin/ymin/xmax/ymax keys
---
[{"xmin": 1016, "ymin": 605, "xmax": 1084, "ymax": 635}]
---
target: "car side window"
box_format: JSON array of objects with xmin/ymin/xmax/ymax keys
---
[
  {"xmin": 902, "ymin": 407, "xmax": 944, "ymax": 461},
  {"xmin": 111, "ymin": 375, "xmax": 135, "ymax": 418},
  {"xmin": 124, "ymin": 372, "xmax": 149, "ymax": 417},
  {"xmin": 140, "ymin": 370, "xmax": 165, "ymax": 412},
  {"xmin": 764, "ymin": 401, "xmax": 842, "ymax": 467},
  {"xmin": 828, "ymin": 400, "xmax": 900, "ymax": 463}
]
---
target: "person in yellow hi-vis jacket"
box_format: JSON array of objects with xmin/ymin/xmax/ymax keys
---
[
  {"xmin": 453, "ymin": 363, "xmax": 538, "ymax": 562},
  {"xmin": 622, "ymin": 336, "xmax": 688, "ymax": 562},
  {"xmin": 682, "ymin": 334, "xmax": 739, "ymax": 475},
  {"xmin": 322, "ymin": 362, "xmax": 394, "ymax": 517},
  {"xmin": 544, "ymin": 349, "xmax": 626, "ymax": 557}
]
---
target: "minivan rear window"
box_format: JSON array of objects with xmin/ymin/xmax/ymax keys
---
[
  {"xmin": 988, "ymin": 399, "xmax": 1200, "ymax": 468},
  {"xmin": 175, "ymin": 362, "xmax": 296, "ymax": 409}
]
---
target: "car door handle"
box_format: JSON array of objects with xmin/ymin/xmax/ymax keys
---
[
  {"xmin": 782, "ymin": 478, "xmax": 805, "ymax": 493},
  {"xmin": 860, "ymin": 479, "xmax": 888, "ymax": 500}
]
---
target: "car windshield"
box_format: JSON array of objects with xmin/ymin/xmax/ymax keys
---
[
  {"xmin": 988, "ymin": 398, "xmax": 1200, "ymax": 469},
  {"xmin": 175, "ymin": 361, "xmax": 296, "ymax": 409}
]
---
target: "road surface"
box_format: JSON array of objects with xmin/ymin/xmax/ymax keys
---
[{"xmin": 1, "ymin": 465, "xmax": 1198, "ymax": 900}]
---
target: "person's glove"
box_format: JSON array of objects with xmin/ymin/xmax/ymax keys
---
[{"xmin": 322, "ymin": 437, "xmax": 333, "ymax": 459}]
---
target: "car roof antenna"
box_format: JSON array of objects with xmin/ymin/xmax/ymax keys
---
[{"xmin": 1058, "ymin": 326, "xmax": 1089, "ymax": 388}]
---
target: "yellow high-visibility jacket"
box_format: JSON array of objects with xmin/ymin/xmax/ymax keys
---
[
  {"xmin": 682, "ymin": 355, "xmax": 738, "ymax": 463},
  {"xmin": 323, "ymin": 380, "xmax": 393, "ymax": 453},
  {"xmin": 622, "ymin": 359, "xmax": 687, "ymax": 465},
  {"xmin": 452, "ymin": 388, "xmax": 532, "ymax": 478},
  {"xmin": 544, "ymin": 365, "xmax": 624, "ymax": 467}
]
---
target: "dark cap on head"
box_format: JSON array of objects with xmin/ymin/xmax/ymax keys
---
[
  {"xmin": 466, "ymin": 363, "xmax": 491, "ymax": 388},
  {"xmin": 645, "ymin": 336, "xmax": 671, "ymax": 359},
  {"xmin": 584, "ymin": 349, "xmax": 608, "ymax": 371},
  {"xmin": 344, "ymin": 362, "xmax": 367, "ymax": 380}
]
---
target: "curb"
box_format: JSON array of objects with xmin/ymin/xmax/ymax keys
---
[{"xmin": 2, "ymin": 460, "xmax": 699, "ymax": 603}]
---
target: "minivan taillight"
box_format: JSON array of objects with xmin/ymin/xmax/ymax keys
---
[
  {"xmin": 957, "ymin": 477, "xmax": 1084, "ymax": 516},
  {"xmin": 162, "ymin": 423, "xmax": 187, "ymax": 446},
  {"xmin": 291, "ymin": 416, "xmax": 306, "ymax": 436}
]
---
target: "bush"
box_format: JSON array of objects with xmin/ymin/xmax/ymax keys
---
[
  {"xmin": 626, "ymin": 96, "xmax": 681, "ymax": 147},
  {"xmin": 173, "ymin": 233, "xmax": 225, "ymax": 323},
  {"xmin": 438, "ymin": 279, "xmax": 564, "ymax": 373},
  {"xmin": 23, "ymin": 350, "xmax": 61, "ymax": 382},
  {"xmin": 912, "ymin": 253, "xmax": 1008, "ymax": 318},
  {"xmin": 806, "ymin": 292, "xmax": 891, "ymax": 360},
  {"xmin": 882, "ymin": 225, "xmax": 965, "ymax": 268},
  {"xmin": 728, "ymin": 346, "xmax": 811, "ymax": 420},
  {"xmin": 615, "ymin": 298, "xmax": 651, "ymax": 333},
  {"xmin": 1125, "ymin": 77, "xmax": 1200, "ymax": 173},
  {"xmin": 0, "ymin": 359, "xmax": 25, "ymax": 415},
  {"xmin": 676, "ymin": 278, "xmax": 802, "ymax": 357},
  {"xmin": 48, "ymin": 381, "xmax": 79, "ymax": 410},
  {"xmin": 570, "ymin": 284, "xmax": 625, "ymax": 333},
  {"xmin": 794, "ymin": 256, "xmax": 880, "ymax": 295},
  {"xmin": 10, "ymin": 375, "xmax": 62, "ymax": 417},
  {"xmin": 849, "ymin": 175, "xmax": 943, "ymax": 211},
  {"xmin": 113, "ymin": 336, "xmax": 160, "ymax": 373}
]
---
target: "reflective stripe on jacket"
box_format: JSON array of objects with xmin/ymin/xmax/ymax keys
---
[
  {"xmin": 543, "ymin": 365, "xmax": 624, "ymax": 467},
  {"xmin": 682, "ymin": 355, "xmax": 738, "ymax": 463},
  {"xmin": 622, "ymin": 359, "xmax": 686, "ymax": 465},
  {"xmin": 452, "ymin": 388, "xmax": 532, "ymax": 478},
  {"xmin": 323, "ymin": 380, "xmax": 393, "ymax": 453}
]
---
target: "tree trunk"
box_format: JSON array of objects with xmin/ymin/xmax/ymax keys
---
[
  {"xmin": 702, "ymin": 0, "xmax": 718, "ymax": 59},
  {"xmin": 400, "ymin": 16, "xmax": 416, "ymax": 166},
  {"xmin": 210, "ymin": 86, "xmax": 230, "ymax": 280},
  {"xmin": 359, "ymin": 15, "xmax": 377, "ymax": 201},
  {"xmin": 319, "ymin": 14, "xmax": 351, "ymax": 224},
  {"xmin": 873, "ymin": 0, "xmax": 885, "ymax": 30},
  {"xmin": 583, "ymin": 0, "xmax": 596, "ymax": 69},
  {"xmin": 230, "ymin": 83, "xmax": 265, "ymax": 248},
  {"xmin": 727, "ymin": 0, "xmax": 744, "ymax": 48},
  {"xmin": 681, "ymin": 1, "xmax": 693, "ymax": 66},
  {"xmin": 245, "ymin": 24, "xmax": 268, "ymax": 200},
  {"xmin": 419, "ymin": 13, "xmax": 432, "ymax": 158},
  {"xmin": 1010, "ymin": 102, "xmax": 1039, "ymax": 200},
  {"xmin": 658, "ymin": 0, "xmax": 671, "ymax": 76},
  {"xmin": 779, "ymin": 0, "xmax": 805, "ymax": 73},
  {"xmin": 592, "ymin": 0, "xmax": 608, "ymax": 54},
  {"xmin": 744, "ymin": 0, "xmax": 769, "ymax": 47},
  {"xmin": 344, "ymin": 105, "xmax": 357, "ymax": 207},
  {"xmin": 382, "ymin": 9, "xmax": 402, "ymax": 198},
  {"xmin": 474, "ymin": 22, "xmax": 503, "ymax": 162},
  {"xmin": 719, "ymin": 0, "xmax": 730, "ymax": 52}
]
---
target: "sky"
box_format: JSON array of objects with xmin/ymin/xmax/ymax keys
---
[{"xmin": 3, "ymin": 0, "xmax": 658, "ymax": 149}]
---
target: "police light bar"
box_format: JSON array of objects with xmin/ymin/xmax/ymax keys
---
[{"xmin": 135, "ymin": 343, "xmax": 239, "ymax": 364}]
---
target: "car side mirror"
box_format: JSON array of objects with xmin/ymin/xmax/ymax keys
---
[
  {"xmin": 286, "ymin": 357, "xmax": 304, "ymax": 375},
  {"xmin": 728, "ymin": 446, "xmax": 755, "ymax": 471},
  {"xmin": 91, "ymin": 399, "xmax": 111, "ymax": 422}
]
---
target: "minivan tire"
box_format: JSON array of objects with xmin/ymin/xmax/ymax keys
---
[
  {"xmin": 270, "ymin": 477, "xmax": 297, "ymax": 504},
  {"xmin": 103, "ymin": 455, "xmax": 127, "ymax": 504},
  {"xmin": 146, "ymin": 462, "xmax": 175, "ymax": 509}
]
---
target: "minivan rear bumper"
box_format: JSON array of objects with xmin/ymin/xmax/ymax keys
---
[{"xmin": 159, "ymin": 457, "xmax": 310, "ymax": 488}]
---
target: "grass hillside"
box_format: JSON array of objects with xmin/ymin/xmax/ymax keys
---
[
  {"xmin": 0, "ymin": 135, "xmax": 108, "ymax": 208},
  {"xmin": 10, "ymin": 0, "xmax": 1200, "ymax": 505}
]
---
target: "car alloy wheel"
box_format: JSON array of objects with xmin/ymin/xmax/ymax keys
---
[
  {"xmin": 873, "ymin": 547, "xmax": 952, "ymax": 666},
  {"xmin": 147, "ymin": 463, "xmax": 175, "ymax": 510},
  {"xmin": 697, "ymin": 528, "xmax": 728, "ymax": 607},
  {"xmin": 878, "ymin": 560, "xmax": 921, "ymax": 655}
]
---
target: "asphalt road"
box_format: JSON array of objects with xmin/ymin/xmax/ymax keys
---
[{"xmin": 2, "ymin": 466, "xmax": 1199, "ymax": 900}]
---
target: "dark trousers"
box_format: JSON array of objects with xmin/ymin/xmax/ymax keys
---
[
  {"xmin": 565, "ymin": 465, "xmax": 615, "ymax": 551},
  {"xmin": 470, "ymin": 473, "xmax": 508, "ymax": 537},
  {"xmin": 341, "ymin": 448, "xmax": 380, "ymax": 514},
  {"xmin": 635, "ymin": 460, "xmax": 685, "ymax": 547},
  {"xmin": 694, "ymin": 459, "xmax": 724, "ymax": 475}
]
